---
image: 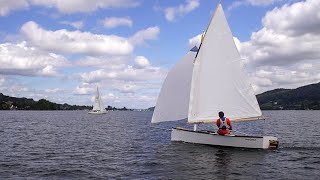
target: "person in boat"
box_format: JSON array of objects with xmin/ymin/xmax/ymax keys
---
[{"xmin": 216, "ymin": 111, "xmax": 232, "ymax": 135}]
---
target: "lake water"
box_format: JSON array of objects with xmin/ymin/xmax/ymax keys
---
[{"xmin": 0, "ymin": 110, "xmax": 319, "ymax": 179}]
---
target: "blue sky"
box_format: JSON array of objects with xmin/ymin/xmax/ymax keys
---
[{"xmin": 0, "ymin": 0, "xmax": 319, "ymax": 108}]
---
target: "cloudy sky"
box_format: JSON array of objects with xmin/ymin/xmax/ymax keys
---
[{"xmin": 0, "ymin": 0, "xmax": 319, "ymax": 109}]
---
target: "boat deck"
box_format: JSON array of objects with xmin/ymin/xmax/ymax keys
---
[{"xmin": 173, "ymin": 127, "xmax": 264, "ymax": 138}]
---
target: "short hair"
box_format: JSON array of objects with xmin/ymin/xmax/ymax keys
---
[{"xmin": 218, "ymin": 111, "xmax": 224, "ymax": 118}]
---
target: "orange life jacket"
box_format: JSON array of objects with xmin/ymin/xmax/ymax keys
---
[{"xmin": 216, "ymin": 117, "xmax": 232, "ymax": 135}]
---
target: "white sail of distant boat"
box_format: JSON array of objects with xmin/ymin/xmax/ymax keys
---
[
  {"xmin": 151, "ymin": 2, "xmax": 278, "ymax": 149},
  {"xmin": 88, "ymin": 87, "xmax": 107, "ymax": 114}
]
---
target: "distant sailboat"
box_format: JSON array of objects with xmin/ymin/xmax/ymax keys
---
[
  {"xmin": 151, "ymin": 2, "xmax": 278, "ymax": 149},
  {"xmin": 88, "ymin": 87, "xmax": 107, "ymax": 114}
]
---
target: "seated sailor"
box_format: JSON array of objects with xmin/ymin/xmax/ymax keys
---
[{"xmin": 216, "ymin": 111, "xmax": 232, "ymax": 135}]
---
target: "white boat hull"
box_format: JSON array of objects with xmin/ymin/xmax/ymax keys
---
[
  {"xmin": 88, "ymin": 110, "xmax": 107, "ymax": 114},
  {"xmin": 171, "ymin": 127, "xmax": 278, "ymax": 149}
]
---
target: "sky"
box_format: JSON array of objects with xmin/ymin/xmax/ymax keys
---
[{"xmin": 0, "ymin": 0, "xmax": 319, "ymax": 109}]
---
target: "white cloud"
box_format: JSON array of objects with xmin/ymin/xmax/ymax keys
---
[
  {"xmin": 20, "ymin": 21, "xmax": 160, "ymax": 56},
  {"xmin": 164, "ymin": 0, "xmax": 200, "ymax": 22},
  {"xmin": 80, "ymin": 69, "xmax": 116, "ymax": 83},
  {"xmin": 129, "ymin": 26, "xmax": 160, "ymax": 45},
  {"xmin": 134, "ymin": 56, "xmax": 150, "ymax": 69},
  {"xmin": 0, "ymin": 80, "xmax": 30, "ymax": 98},
  {"xmin": 79, "ymin": 65, "xmax": 165, "ymax": 83},
  {"xmin": 112, "ymin": 82, "xmax": 139, "ymax": 93},
  {"xmin": 229, "ymin": 0, "xmax": 276, "ymax": 10},
  {"xmin": 262, "ymin": 0, "xmax": 320, "ymax": 36},
  {"xmin": 72, "ymin": 73, "xmax": 164, "ymax": 108},
  {"xmin": 44, "ymin": 88, "xmax": 63, "ymax": 93},
  {"xmin": 0, "ymin": 41, "xmax": 69, "ymax": 76},
  {"xmin": 73, "ymin": 84, "xmax": 94, "ymax": 95},
  {"xmin": 0, "ymin": 76, "xmax": 5, "ymax": 86},
  {"xmin": 188, "ymin": 34, "xmax": 202, "ymax": 48},
  {"xmin": 249, "ymin": 65, "xmax": 320, "ymax": 93},
  {"xmin": 119, "ymin": 94, "xmax": 157, "ymax": 109},
  {"xmin": 60, "ymin": 20, "xmax": 84, "ymax": 29},
  {"xmin": 297, "ymin": 63, "xmax": 313, "ymax": 70},
  {"xmin": 238, "ymin": 0, "xmax": 320, "ymax": 93},
  {"xmin": 74, "ymin": 54, "xmax": 166, "ymax": 106},
  {"xmin": 29, "ymin": 0, "xmax": 139, "ymax": 14},
  {"xmin": 0, "ymin": 0, "xmax": 29, "ymax": 16},
  {"xmin": 20, "ymin": 21, "xmax": 133, "ymax": 56},
  {"xmin": 0, "ymin": 0, "xmax": 140, "ymax": 16},
  {"xmin": 75, "ymin": 56, "xmax": 129, "ymax": 69},
  {"xmin": 247, "ymin": 0, "xmax": 277, "ymax": 6},
  {"xmin": 101, "ymin": 17, "xmax": 133, "ymax": 29},
  {"xmin": 100, "ymin": 91, "xmax": 158, "ymax": 109},
  {"xmin": 241, "ymin": 0, "xmax": 320, "ymax": 68}
]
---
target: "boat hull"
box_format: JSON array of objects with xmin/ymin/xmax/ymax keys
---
[
  {"xmin": 88, "ymin": 111, "xmax": 107, "ymax": 114},
  {"xmin": 171, "ymin": 127, "xmax": 278, "ymax": 149}
]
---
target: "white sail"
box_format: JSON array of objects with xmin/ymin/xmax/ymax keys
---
[
  {"xmin": 188, "ymin": 4, "xmax": 261, "ymax": 123},
  {"xmin": 99, "ymin": 93, "xmax": 106, "ymax": 111},
  {"xmin": 151, "ymin": 47, "xmax": 198, "ymax": 123},
  {"xmin": 92, "ymin": 87, "xmax": 101, "ymax": 110}
]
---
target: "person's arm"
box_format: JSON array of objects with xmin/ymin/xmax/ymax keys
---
[
  {"xmin": 227, "ymin": 118, "xmax": 232, "ymax": 130},
  {"xmin": 216, "ymin": 119, "xmax": 220, "ymax": 128}
]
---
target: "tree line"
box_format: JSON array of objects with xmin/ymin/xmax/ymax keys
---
[{"xmin": 0, "ymin": 93, "xmax": 130, "ymax": 111}]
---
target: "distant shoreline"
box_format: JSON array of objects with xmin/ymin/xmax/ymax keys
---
[
  {"xmin": 0, "ymin": 93, "xmax": 141, "ymax": 111},
  {"xmin": 1, "ymin": 82, "xmax": 319, "ymax": 111}
]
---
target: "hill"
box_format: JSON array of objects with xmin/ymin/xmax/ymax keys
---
[{"xmin": 257, "ymin": 82, "xmax": 320, "ymax": 110}]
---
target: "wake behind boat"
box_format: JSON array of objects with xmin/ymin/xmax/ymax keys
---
[
  {"xmin": 88, "ymin": 87, "xmax": 107, "ymax": 115},
  {"xmin": 151, "ymin": 1, "xmax": 278, "ymax": 149}
]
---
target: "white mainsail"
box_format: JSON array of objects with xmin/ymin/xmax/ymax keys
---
[
  {"xmin": 188, "ymin": 4, "xmax": 261, "ymax": 123},
  {"xmin": 151, "ymin": 47, "xmax": 198, "ymax": 123}
]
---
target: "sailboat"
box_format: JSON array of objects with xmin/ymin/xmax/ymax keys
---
[
  {"xmin": 151, "ymin": 2, "xmax": 278, "ymax": 149},
  {"xmin": 88, "ymin": 87, "xmax": 107, "ymax": 114}
]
